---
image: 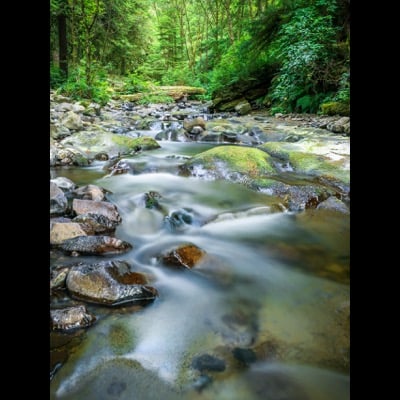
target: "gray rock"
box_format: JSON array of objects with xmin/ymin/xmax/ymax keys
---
[
  {"xmin": 316, "ymin": 196, "xmax": 349, "ymax": 214},
  {"xmin": 50, "ymin": 182, "xmax": 68, "ymax": 215},
  {"xmin": 50, "ymin": 124, "xmax": 71, "ymax": 140},
  {"xmin": 66, "ymin": 260, "xmax": 157, "ymax": 306},
  {"xmin": 60, "ymin": 111, "xmax": 83, "ymax": 130},
  {"xmin": 50, "ymin": 305, "xmax": 96, "ymax": 330},
  {"xmin": 73, "ymin": 213, "xmax": 118, "ymax": 234},
  {"xmin": 72, "ymin": 199, "xmax": 121, "ymax": 223},
  {"xmin": 54, "ymin": 102, "xmax": 73, "ymax": 112},
  {"xmin": 50, "ymin": 177, "xmax": 77, "ymax": 192},
  {"xmin": 58, "ymin": 235, "xmax": 132, "ymax": 255}
]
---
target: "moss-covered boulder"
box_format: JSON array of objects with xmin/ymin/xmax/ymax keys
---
[
  {"xmin": 258, "ymin": 142, "xmax": 350, "ymax": 187},
  {"xmin": 180, "ymin": 145, "xmax": 276, "ymax": 189},
  {"xmin": 60, "ymin": 130, "xmax": 160, "ymax": 158}
]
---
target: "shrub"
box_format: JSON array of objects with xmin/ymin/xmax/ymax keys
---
[{"xmin": 320, "ymin": 101, "xmax": 349, "ymax": 116}]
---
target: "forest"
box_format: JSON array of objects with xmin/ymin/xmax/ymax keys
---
[{"xmin": 50, "ymin": 0, "xmax": 350, "ymax": 115}]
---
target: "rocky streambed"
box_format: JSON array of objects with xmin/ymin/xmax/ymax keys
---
[{"xmin": 50, "ymin": 91, "xmax": 349, "ymax": 400}]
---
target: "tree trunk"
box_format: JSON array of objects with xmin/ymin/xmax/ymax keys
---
[{"xmin": 58, "ymin": 13, "xmax": 68, "ymax": 78}]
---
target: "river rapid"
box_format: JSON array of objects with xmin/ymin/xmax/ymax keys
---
[{"xmin": 50, "ymin": 102, "xmax": 349, "ymax": 400}]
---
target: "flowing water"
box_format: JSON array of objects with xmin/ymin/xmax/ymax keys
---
[{"xmin": 50, "ymin": 122, "xmax": 349, "ymax": 400}]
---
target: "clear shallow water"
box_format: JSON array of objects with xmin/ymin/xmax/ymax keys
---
[{"xmin": 50, "ymin": 141, "xmax": 349, "ymax": 400}]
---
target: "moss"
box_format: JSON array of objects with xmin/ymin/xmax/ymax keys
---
[
  {"xmin": 182, "ymin": 146, "xmax": 276, "ymax": 190},
  {"xmin": 110, "ymin": 134, "xmax": 160, "ymax": 152},
  {"xmin": 191, "ymin": 146, "xmax": 275, "ymax": 176},
  {"xmin": 259, "ymin": 142, "xmax": 349, "ymax": 185},
  {"xmin": 320, "ymin": 102, "xmax": 350, "ymax": 116}
]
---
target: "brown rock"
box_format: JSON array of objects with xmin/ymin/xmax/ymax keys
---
[
  {"xmin": 72, "ymin": 199, "xmax": 121, "ymax": 224},
  {"xmin": 50, "ymin": 222, "xmax": 87, "ymax": 245},
  {"xmin": 66, "ymin": 260, "xmax": 158, "ymax": 306},
  {"xmin": 161, "ymin": 243, "xmax": 206, "ymax": 269},
  {"xmin": 50, "ymin": 305, "xmax": 96, "ymax": 330}
]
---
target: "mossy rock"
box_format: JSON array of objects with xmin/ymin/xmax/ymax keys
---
[
  {"xmin": 259, "ymin": 142, "xmax": 349, "ymax": 185},
  {"xmin": 320, "ymin": 102, "xmax": 350, "ymax": 116},
  {"xmin": 61, "ymin": 131, "xmax": 160, "ymax": 158},
  {"xmin": 181, "ymin": 145, "xmax": 276, "ymax": 188}
]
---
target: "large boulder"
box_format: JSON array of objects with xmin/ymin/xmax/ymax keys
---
[
  {"xmin": 72, "ymin": 199, "xmax": 121, "ymax": 224},
  {"xmin": 59, "ymin": 111, "xmax": 83, "ymax": 130},
  {"xmin": 258, "ymin": 141, "xmax": 350, "ymax": 188},
  {"xmin": 180, "ymin": 145, "xmax": 276, "ymax": 189},
  {"xmin": 66, "ymin": 260, "xmax": 158, "ymax": 306},
  {"xmin": 60, "ymin": 131, "xmax": 160, "ymax": 158}
]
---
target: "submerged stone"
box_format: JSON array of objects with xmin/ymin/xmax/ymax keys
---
[
  {"xmin": 191, "ymin": 354, "xmax": 226, "ymax": 372},
  {"xmin": 50, "ymin": 305, "xmax": 96, "ymax": 331}
]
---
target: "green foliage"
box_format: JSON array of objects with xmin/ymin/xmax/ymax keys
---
[
  {"xmin": 57, "ymin": 64, "xmax": 111, "ymax": 105},
  {"xmin": 50, "ymin": 65, "xmax": 67, "ymax": 88},
  {"xmin": 265, "ymin": 0, "xmax": 349, "ymax": 113},
  {"xmin": 137, "ymin": 94, "xmax": 174, "ymax": 105},
  {"xmin": 122, "ymin": 73, "xmax": 153, "ymax": 94}
]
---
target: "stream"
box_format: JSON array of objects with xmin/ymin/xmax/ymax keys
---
[{"xmin": 50, "ymin": 105, "xmax": 349, "ymax": 400}]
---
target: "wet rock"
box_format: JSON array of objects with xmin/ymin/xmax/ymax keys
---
[
  {"xmin": 50, "ymin": 222, "xmax": 88, "ymax": 245},
  {"xmin": 107, "ymin": 160, "xmax": 131, "ymax": 176},
  {"xmin": 316, "ymin": 196, "xmax": 349, "ymax": 214},
  {"xmin": 232, "ymin": 348, "xmax": 257, "ymax": 365},
  {"xmin": 50, "ymin": 305, "xmax": 96, "ymax": 330},
  {"xmin": 58, "ymin": 235, "xmax": 132, "ymax": 255},
  {"xmin": 180, "ymin": 145, "xmax": 276, "ymax": 189},
  {"xmin": 60, "ymin": 131, "xmax": 160, "ymax": 158},
  {"xmin": 50, "ymin": 266, "xmax": 70, "ymax": 290},
  {"xmin": 60, "ymin": 111, "xmax": 83, "ymax": 130},
  {"xmin": 164, "ymin": 208, "xmax": 205, "ymax": 232},
  {"xmin": 66, "ymin": 260, "xmax": 157, "ymax": 306},
  {"xmin": 72, "ymin": 213, "xmax": 119, "ymax": 234},
  {"xmin": 50, "ymin": 181, "xmax": 68, "ymax": 215},
  {"xmin": 183, "ymin": 116, "xmax": 206, "ymax": 132},
  {"xmin": 159, "ymin": 243, "xmax": 206, "ymax": 269},
  {"xmin": 50, "ymin": 177, "xmax": 77, "ymax": 192},
  {"xmin": 72, "ymin": 184, "xmax": 107, "ymax": 202},
  {"xmin": 72, "ymin": 199, "xmax": 121, "ymax": 224},
  {"xmin": 191, "ymin": 354, "xmax": 226, "ymax": 372},
  {"xmin": 94, "ymin": 151, "xmax": 109, "ymax": 161},
  {"xmin": 259, "ymin": 142, "xmax": 349, "ymax": 187},
  {"xmin": 143, "ymin": 191, "xmax": 163, "ymax": 210},
  {"xmin": 55, "ymin": 146, "xmax": 90, "ymax": 166}
]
